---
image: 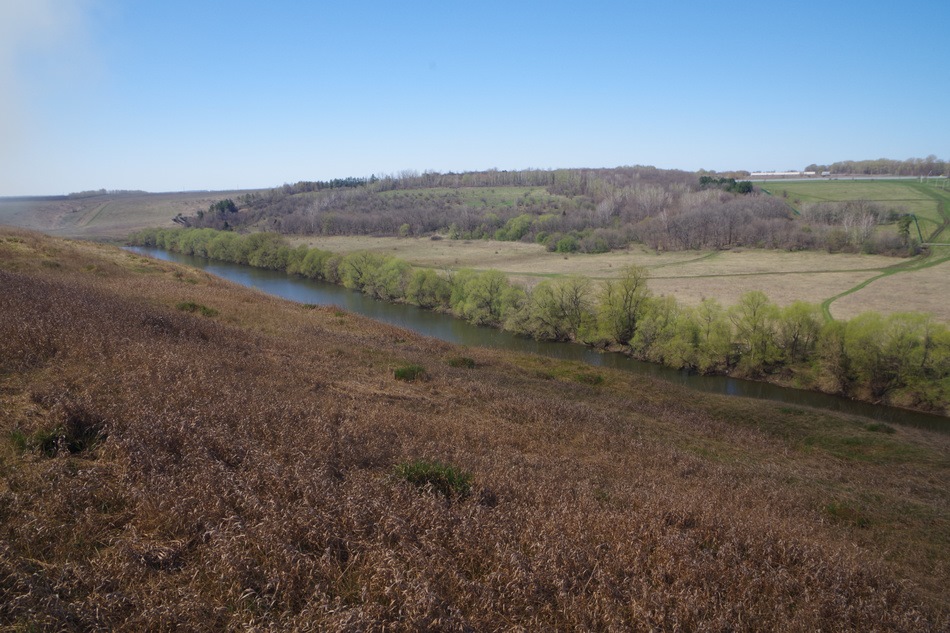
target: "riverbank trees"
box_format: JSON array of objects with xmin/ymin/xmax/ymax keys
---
[{"xmin": 130, "ymin": 228, "xmax": 950, "ymax": 413}]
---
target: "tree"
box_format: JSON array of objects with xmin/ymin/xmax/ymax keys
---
[
  {"xmin": 406, "ymin": 269, "xmax": 451, "ymax": 309},
  {"xmin": 729, "ymin": 291, "xmax": 780, "ymax": 373},
  {"xmin": 525, "ymin": 276, "xmax": 595, "ymax": 341},
  {"xmin": 453, "ymin": 270, "xmax": 518, "ymax": 326},
  {"xmin": 598, "ymin": 265, "xmax": 651, "ymax": 346},
  {"xmin": 844, "ymin": 312, "xmax": 932, "ymax": 400},
  {"xmin": 776, "ymin": 301, "xmax": 822, "ymax": 362},
  {"xmin": 691, "ymin": 298, "xmax": 733, "ymax": 372}
]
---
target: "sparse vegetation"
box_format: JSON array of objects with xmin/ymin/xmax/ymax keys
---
[{"xmin": 1, "ymin": 227, "xmax": 948, "ymax": 629}]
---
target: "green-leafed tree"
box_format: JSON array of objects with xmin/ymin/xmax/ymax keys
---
[
  {"xmin": 598, "ymin": 265, "xmax": 651, "ymax": 346},
  {"xmin": 776, "ymin": 301, "xmax": 823, "ymax": 363},
  {"xmin": 729, "ymin": 291, "xmax": 780, "ymax": 374},
  {"xmin": 406, "ymin": 269, "xmax": 451, "ymax": 309},
  {"xmin": 524, "ymin": 276, "xmax": 595, "ymax": 341}
]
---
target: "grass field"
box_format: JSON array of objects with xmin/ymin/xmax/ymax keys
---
[{"xmin": 1, "ymin": 227, "xmax": 947, "ymax": 629}]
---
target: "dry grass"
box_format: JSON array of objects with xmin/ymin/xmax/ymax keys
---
[
  {"xmin": 831, "ymin": 256, "xmax": 950, "ymax": 321},
  {"xmin": 289, "ymin": 235, "xmax": 946, "ymax": 315},
  {"xmin": 1, "ymin": 227, "xmax": 948, "ymax": 630},
  {"xmin": 650, "ymin": 270, "xmax": 883, "ymax": 308},
  {"xmin": 0, "ymin": 191, "xmax": 257, "ymax": 241}
]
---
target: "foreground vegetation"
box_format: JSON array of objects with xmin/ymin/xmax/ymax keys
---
[
  {"xmin": 131, "ymin": 228, "xmax": 950, "ymax": 414},
  {"xmin": 1, "ymin": 227, "xmax": 948, "ymax": 630}
]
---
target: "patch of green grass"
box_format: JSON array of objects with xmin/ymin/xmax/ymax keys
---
[
  {"xmin": 394, "ymin": 364, "xmax": 427, "ymax": 382},
  {"xmin": 574, "ymin": 371, "xmax": 604, "ymax": 386},
  {"xmin": 11, "ymin": 419, "xmax": 105, "ymax": 458},
  {"xmin": 447, "ymin": 356, "xmax": 476, "ymax": 369},
  {"xmin": 8, "ymin": 429, "xmax": 29, "ymax": 453},
  {"xmin": 395, "ymin": 459, "xmax": 472, "ymax": 498},
  {"xmin": 176, "ymin": 301, "xmax": 219, "ymax": 317},
  {"xmin": 865, "ymin": 422, "xmax": 896, "ymax": 434}
]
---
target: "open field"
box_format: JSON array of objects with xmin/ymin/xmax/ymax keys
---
[
  {"xmin": 759, "ymin": 179, "xmax": 950, "ymax": 235},
  {"xmin": 0, "ymin": 190, "xmax": 258, "ymax": 241},
  {"xmin": 1, "ymin": 227, "xmax": 947, "ymax": 629},
  {"xmin": 289, "ymin": 235, "xmax": 950, "ymax": 321},
  {"xmin": 832, "ymin": 253, "xmax": 950, "ymax": 320}
]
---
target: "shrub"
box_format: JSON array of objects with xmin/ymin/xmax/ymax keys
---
[
  {"xmin": 447, "ymin": 356, "xmax": 476, "ymax": 369},
  {"xmin": 395, "ymin": 459, "xmax": 472, "ymax": 498},
  {"xmin": 176, "ymin": 301, "xmax": 219, "ymax": 317},
  {"xmin": 556, "ymin": 235, "xmax": 579, "ymax": 253},
  {"xmin": 394, "ymin": 364, "xmax": 427, "ymax": 382},
  {"xmin": 866, "ymin": 422, "xmax": 896, "ymax": 434}
]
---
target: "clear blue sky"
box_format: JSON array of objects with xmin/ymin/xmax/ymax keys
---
[{"xmin": 2, "ymin": 0, "xmax": 948, "ymax": 195}]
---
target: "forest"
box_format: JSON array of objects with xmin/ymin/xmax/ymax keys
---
[
  {"xmin": 178, "ymin": 163, "xmax": 928, "ymax": 256},
  {"xmin": 131, "ymin": 228, "xmax": 950, "ymax": 414}
]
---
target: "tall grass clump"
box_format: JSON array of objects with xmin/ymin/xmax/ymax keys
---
[
  {"xmin": 395, "ymin": 459, "xmax": 472, "ymax": 498},
  {"xmin": 394, "ymin": 364, "xmax": 427, "ymax": 381}
]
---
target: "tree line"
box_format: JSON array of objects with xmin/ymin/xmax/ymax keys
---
[
  {"xmin": 807, "ymin": 155, "xmax": 949, "ymax": 177},
  {"xmin": 130, "ymin": 228, "xmax": 950, "ymax": 413},
  {"xmin": 179, "ymin": 164, "xmax": 918, "ymax": 256}
]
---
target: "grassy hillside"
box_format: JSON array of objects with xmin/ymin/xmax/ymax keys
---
[
  {"xmin": 0, "ymin": 190, "xmax": 259, "ymax": 241},
  {"xmin": 1, "ymin": 227, "xmax": 948, "ymax": 630}
]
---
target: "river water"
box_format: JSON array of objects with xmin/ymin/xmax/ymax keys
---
[{"xmin": 128, "ymin": 246, "xmax": 948, "ymax": 432}]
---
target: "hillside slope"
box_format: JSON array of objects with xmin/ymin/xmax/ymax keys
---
[{"xmin": 0, "ymin": 228, "xmax": 947, "ymax": 630}]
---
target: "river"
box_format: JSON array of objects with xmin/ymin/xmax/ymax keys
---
[{"xmin": 127, "ymin": 247, "xmax": 948, "ymax": 432}]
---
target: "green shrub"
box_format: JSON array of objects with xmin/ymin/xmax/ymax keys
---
[
  {"xmin": 447, "ymin": 356, "xmax": 476, "ymax": 369},
  {"xmin": 394, "ymin": 364, "xmax": 427, "ymax": 382},
  {"xmin": 555, "ymin": 235, "xmax": 579, "ymax": 253},
  {"xmin": 176, "ymin": 301, "xmax": 218, "ymax": 317},
  {"xmin": 395, "ymin": 459, "xmax": 472, "ymax": 498},
  {"xmin": 865, "ymin": 422, "xmax": 896, "ymax": 434}
]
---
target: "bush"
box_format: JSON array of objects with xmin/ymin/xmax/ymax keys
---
[
  {"xmin": 176, "ymin": 301, "xmax": 219, "ymax": 317},
  {"xmin": 395, "ymin": 459, "xmax": 472, "ymax": 498},
  {"xmin": 394, "ymin": 364, "xmax": 427, "ymax": 382},
  {"xmin": 447, "ymin": 356, "xmax": 476, "ymax": 369},
  {"xmin": 556, "ymin": 235, "xmax": 579, "ymax": 253}
]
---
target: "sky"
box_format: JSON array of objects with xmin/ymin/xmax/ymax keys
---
[{"xmin": 2, "ymin": 0, "xmax": 948, "ymax": 195}]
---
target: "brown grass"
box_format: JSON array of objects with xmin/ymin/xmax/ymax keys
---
[
  {"xmin": 831, "ymin": 256, "xmax": 950, "ymax": 322},
  {"xmin": 1, "ymin": 227, "xmax": 948, "ymax": 630}
]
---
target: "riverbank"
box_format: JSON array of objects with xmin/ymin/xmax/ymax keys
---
[
  {"xmin": 129, "ymin": 228, "xmax": 950, "ymax": 418},
  {"xmin": 2, "ymin": 226, "xmax": 948, "ymax": 628}
]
